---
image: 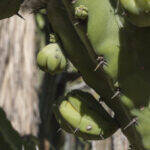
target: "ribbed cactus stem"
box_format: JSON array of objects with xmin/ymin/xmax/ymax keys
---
[{"xmin": 46, "ymin": 0, "xmax": 145, "ymax": 149}]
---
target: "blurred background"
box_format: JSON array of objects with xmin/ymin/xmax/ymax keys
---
[{"xmin": 0, "ymin": 10, "xmax": 129, "ymax": 150}]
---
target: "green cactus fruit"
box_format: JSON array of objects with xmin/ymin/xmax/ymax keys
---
[
  {"xmin": 120, "ymin": 0, "xmax": 150, "ymax": 27},
  {"xmin": 53, "ymin": 90, "xmax": 119, "ymax": 140},
  {"xmin": 75, "ymin": 5, "xmax": 88, "ymax": 20},
  {"xmin": 37, "ymin": 43, "xmax": 67, "ymax": 75},
  {"xmin": 0, "ymin": 0, "xmax": 22, "ymax": 20}
]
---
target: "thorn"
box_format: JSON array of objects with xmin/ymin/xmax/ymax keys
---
[
  {"xmin": 74, "ymin": 128, "xmax": 79, "ymax": 134},
  {"xmin": 94, "ymin": 56, "xmax": 107, "ymax": 71},
  {"xmin": 94, "ymin": 61, "xmax": 105, "ymax": 71},
  {"xmin": 111, "ymin": 88, "xmax": 121, "ymax": 99},
  {"xmin": 72, "ymin": 0, "xmax": 77, "ymax": 4},
  {"xmin": 57, "ymin": 128, "xmax": 62, "ymax": 133},
  {"xmin": 124, "ymin": 117, "xmax": 138, "ymax": 130},
  {"xmin": 99, "ymin": 134, "xmax": 104, "ymax": 140},
  {"xmin": 86, "ymin": 125, "xmax": 92, "ymax": 131},
  {"xmin": 115, "ymin": 0, "xmax": 120, "ymax": 14},
  {"xmin": 74, "ymin": 22, "xmax": 80, "ymax": 26},
  {"xmin": 16, "ymin": 13, "xmax": 25, "ymax": 20}
]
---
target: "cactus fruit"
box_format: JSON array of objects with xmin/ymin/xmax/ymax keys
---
[
  {"xmin": 37, "ymin": 43, "xmax": 67, "ymax": 75},
  {"xmin": 53, "ymin": 90, "xmax": 119, "ymax": 140},
  {"xmin": 0, "ymin": 0, "xmax": 23, "ymax": 20},
  {"xmin": 120, "ymin": 0, "xmax": 150, "ymax": 27}
]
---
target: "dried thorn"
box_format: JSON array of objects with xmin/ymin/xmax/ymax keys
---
[
  {"xmin": 99, "ymin": 134, "xmax": 104, "ymax": 140},
  {"xmin": 16, "ymin": 13, "xmax": 25, "ymax": 20},
  {"xmin": 86, "ymin": 125, "xmax": 92, "ymax": 131},
  {"xmin": 94, "ymin": 61, "xmax": 105, "ymax": 71},
  {"xmin": 72, "ymin": 0, "xmax": 77, "ymax": 4},
  {"xmin": 114, "ymin": 0, "xmax": 120, "ymax": 14},
  {"xmin": 57, "ymin": 128, "xmax": 62, "ymax": 133},
  {"xmin": 124, "ymin": 117, "xmax": 138, "ymax": 130},
  {"xmin": 74, "ymin": 22, "xmax": 80, "ymax": 26},
  {"xmin": 94, "ymin": 56, "xmax": 107, "ymax": 71},
  {"xmin": 74, "ymin": 128, "xmax": 79, "ymax": 134},
  {"xmin": 111, "ymin": 88, "xmax": 121, "ymax": 99}
]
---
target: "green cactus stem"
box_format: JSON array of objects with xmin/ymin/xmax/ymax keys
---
[{"xmin": 47, "ymin": 0, "xmax": 145, "ymax": 149}]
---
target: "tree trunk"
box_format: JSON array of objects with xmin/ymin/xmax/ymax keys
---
[{"xmin": 0, "ymin": 13, "xmax": 40, "ymax": 136}]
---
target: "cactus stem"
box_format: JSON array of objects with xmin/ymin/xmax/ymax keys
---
[
  {"xmin": 124, "ymin": 117, "xmax": 138, "ymax": 130},
  {"xmin": 111, "ymin": 88, "xmax": 121, "ymax": 99}
]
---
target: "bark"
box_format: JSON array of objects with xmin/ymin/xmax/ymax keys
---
[{"xmin": 0, "ymin": 13, "xmax": 40, "ymax": 136}]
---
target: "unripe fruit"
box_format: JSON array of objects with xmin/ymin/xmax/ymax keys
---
[
  {"xmin": 37, "ymin": 43, "xmax": 67, "ymax": 75},
  {"xmin": 53, "ymin": 90, "xmax": 119, "ymax": 140}
]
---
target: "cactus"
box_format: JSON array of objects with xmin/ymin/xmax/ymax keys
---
[
  {"xmin": 0, "ymin": 0, "xmax": 23, "ymax": 20},
  {"xmin": 45, "ymin": 0, "xmax": 150, "ymax": 149},
  {"xmin": 2, "ymin": 0, "xmax": 150, "ymax": 149},
  {"xmin": 53, "ymin": 90, "xmax": 119, "ymax": 140}
]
